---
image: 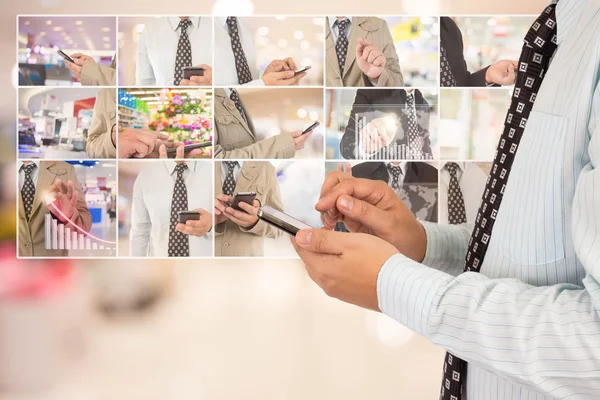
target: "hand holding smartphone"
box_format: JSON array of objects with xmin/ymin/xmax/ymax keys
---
[
  {"xmin": 230, "ymin": 192, "xmax": 257, "ymax": 212},
  {"xmin": 166, "ymin": 142, "xmax": 212, "ymax": 158},
  {"xmin": 178, "ymin": 210, "xmax": 201, "ymax": 223},
  {"xmin": 183, "ymin": 66, "xmax": 206, "ymax": 79},
  {"xmin": 294, "ymin": 66, "xmax": 311, "ymax": 76},
  {"xmin": 302, "ymin": 121, "xmax": 320, "ymax": 135}
]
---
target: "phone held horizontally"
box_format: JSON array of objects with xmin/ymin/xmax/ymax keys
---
[
  {"xmin": 257, "ymin": 206, "xmax": 313, "ymax": 236},
  {"xmin": 231, "ymin": 192, "xmax": 257, "ymax": 212},
  {"xmin": 294, "ymin": 66, "xmax": 311, "ymax": 76},
  {"xmin": 178, "ymin": 210, "xmax": 201, "ymax": 223},
  {"xmin": 166, "ymin": 141, "xmax": 212, "ymax": 158},
  {"xmin": 183, "ymin": 66, "xmax": 205, "ymax": 79}
]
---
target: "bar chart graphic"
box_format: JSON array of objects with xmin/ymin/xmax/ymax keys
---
[{"xmin": 44, "ymin": 214, "xmax": 115, "ymax": 251}]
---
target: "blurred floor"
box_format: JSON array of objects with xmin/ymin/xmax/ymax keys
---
[{"xmin": 1, "ymin": 259, "xmax": 445, "ymax": 400}]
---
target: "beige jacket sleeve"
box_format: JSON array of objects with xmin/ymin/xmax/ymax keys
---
[
  {"xmin": 367, "ymin": 20, "xmax": 403, "ymax": 87},
  {"xmin": 240, "ymin": 166, "xmax": 284, "ymax": 239},
  {"xmin": 86, "ymin": 88, "xmax": 116, "ymax": 159},
  {"xmin": 214, "ymin": 131, "xmax": 296, "ymax": 159},
  {"xmin": 80, "ymin": 57, "xmax": 116, "ymax": 86},
  {"xmin": 65, "ymin": 164, "xmax": 92, "ymax": 233}
]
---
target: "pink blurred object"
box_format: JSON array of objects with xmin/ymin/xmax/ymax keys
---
[
  {"xmin": 0, "ymin": 242, "xmax": 86, "ymax": 393},
  {"xmin": 0, "ymin": 243, "xmax": 74, "ymax": 300}
]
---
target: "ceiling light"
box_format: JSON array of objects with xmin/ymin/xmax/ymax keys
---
[
  {"xmin": 294, "ymin": 30, "xmax": 304, "ymax": 40},
  {"xmin": 53, "ymin": 26, "xmax": 64, "ymax": 31},
  {"xmin": 257, "ymin": 26, "xmax": 269, "ymax": 36},
  {"xmin": 103, "ymin": 43, "xmax": 111, "ymax": 49},
  {"xmin": 275, "ymin": 16, "xmax": 286, "ymax": 21},
  {"xmin": 46, "ymin": 20, "xmax": 52, "ymax": 25},
  {"xmin": 75, "ymin": 20, "xmax": 83, "ymax": 25},
  {"xmin": 24, "ymin": 20, "xmax": 30, "ymax": 25},
  {"xmin": 101, "ymin": 27, "xmax": 111, "ymax": 32},
  {"xmin": 309, "ymin": 111, "xmax": 319, "ymax": 121},
  {"xmin": 297, "ymin": 108, "xmax": 307, "ymax": 118},
  {"xmin": 39, "ymin": 31, "xmax": 46, "ymax": 36},
  {"xmin": 103, "ymin": 36, "xmax": 110, "ymax": 42},
  {"xmin": 312, "ymin": 17, "xmax": 324, "ymax": 26}
]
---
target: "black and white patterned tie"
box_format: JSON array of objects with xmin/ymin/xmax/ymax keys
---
[
  {"xmin": 21, "ymin": 163, "xmax": 36, "ymax": 220},
  {"xmin": 168, "ymin": 163, "xmax": 189, "ymax": 257},
  {"xmin": 226, "ymin": 17, "xmax": 253, "ymax": 85},
  {"xmin": 405, "ymin": 93, "xmax": 423, "ymax": 159},
  {"xmin": 229, "ymin": 89, "xmax": 248, "ymax": 124},
  {"xmin": 387, "ymin": 163, "xmax": 403, "ymax": 191},
  {"xmin": 445, "ymin": 162, "xmax": 467, "ymax": 225},
  {"xmin": 222, "ymin": 161, "xmax": 238, "ymax": 197},
  {"xmin": 440, "ymin": 5, "xmax": 559, "ymax": 400},
  {"xmin": 335, "ymin": 18, "xmax": 350, "ymax": 77},
  {"xmin": 440, "ymin": 45, "xmax": 457, "ymax": 87},
  {"xmin": 173, "ymin": 19, "xmax": 193, "ymax": 86}
]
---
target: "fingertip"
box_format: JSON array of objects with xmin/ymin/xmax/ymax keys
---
[{"xmin": 295, "ymin": 229, "xmax": 313, "ymax": 246}]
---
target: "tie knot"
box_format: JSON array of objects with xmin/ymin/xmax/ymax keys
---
[
  {"xmin": 445, "ymin": 162, "xmax": 460, "ymax": 175},
  {"xmin": 23, "ymin": 163, "xmax": 36, "ymax": 176},
  {"xmin": 225, "ymin": 161, "xmax": 238, "ymax": 172},
  {"xmin": 406, "ymin": 93, "xmax": 415, "ymax": 106},
  {"xmin": 337, "ymin": 18, "xmax": 350, "ymax": 32},
  {"xmin": 175, "ymin": 163, "xmax": 188, "ymax": 176},
  {"xmin": 179, "ymin": 19, "xmax": 192, "ymax": 32},
  {"xmin": 229, "ymin": 89, "xmax": 239, "ymax": 99},
  {"xmin": 387, "ymin": 163, "xmax": 402, "ymax": 176},
  {"xmin": 226, "ymin": 16, "xmax": 238, "ymax": 28}
]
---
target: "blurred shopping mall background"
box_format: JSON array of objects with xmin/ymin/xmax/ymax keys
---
[
  {"xmin": 2, "ymin": 0, "xmax": 550, "ymax": 399},
  {"xmin": 440, "ymin": 88, "xmax": 512, "ymax": 160},
  {"xmin": 18, "ymin": 16, "xmax": 116, "ymax": 86}
]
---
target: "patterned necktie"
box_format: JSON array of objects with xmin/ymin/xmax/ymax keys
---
[
  {"xmin": 229, "ymin": 89, "xmax": 248, "ymax": 124},
  {"xmin": 445, "ymin": 162, "xmax": 467, "ymax": 225},
  {"xmin": 440, "ymin": 5, "xmax": 559, "ymax": 400},
  {"xmin": 335, "ymin": 18, "xmax": 350, "ymax": 77},
  {"xmin": 21, "ymin": 163, "xmax": 36, "ymax": 220},
  {"xmin": 405, "ymin": 93, "xmax": 423, "ymax": 159},
  {"xmin": 440, "ymin": 45, "xmax": 457, "ymax": 87},
  {"xmin": 168, "ymin": 163, "xmax": 189, "ymax": 257},
  {"xmin": 387, "ymin": 163, "xmax": 403, "ymax": 191},
  {"xmin": 173, "ymin": 19, "xmax": 193, "ymax": 86},
  {"xmin": 222, "ymin": 161, "xmax": 239, "ymax": 196},
  {"xmin": 226, "ymin": 17, "xmax": 253, "ymax": 85}
]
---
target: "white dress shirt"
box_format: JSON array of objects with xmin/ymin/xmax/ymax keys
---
[
  {"xmin": 214, "ymin": 17, "xmax": 264, "ymax": 86},
  {"xmin": 130, "ymin": 161, "xmax": 213, "ymax": 257},
  {"xmin": 136, "ymin": 17, "xmax": 213, "ymax": 86},
  {"xmin": 377, "ymin": 1, "xmax": 600, "ymax": 398},
  {"xmin": 439, "ymin": 162, "xmax": 488, "ymax": 225},
  {"xmin": 220, "ymin": 161, "xmax": 244, "ymax": 186},
  {"xmin": 18, "ymin": 161, "xmax": 41, "ymax": 190}
]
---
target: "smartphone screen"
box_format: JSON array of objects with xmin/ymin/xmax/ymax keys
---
[
  {"xmin": 259, "ymin": 205, "xmax": 312, "ymax": 234},
  {"xmin": 294, "ymin": 65, "xmax": 311, "ymax": 75},
  {"xmin": 58, "ymin": 50, "xmax": 75, "ymax": 63}
]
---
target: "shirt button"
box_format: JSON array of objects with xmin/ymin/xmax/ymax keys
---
[
  {"xmin": 26, "ymin": 243, "xmax": 31, "ymax": 248},
  {"xmin": 223, "ymin": 242, "xmax": 229, "ymax": 247}
]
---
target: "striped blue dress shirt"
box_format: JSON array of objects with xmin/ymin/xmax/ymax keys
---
[{"xmin": 377, "ymin": 1, "xmax": 600, "ymax": 398}]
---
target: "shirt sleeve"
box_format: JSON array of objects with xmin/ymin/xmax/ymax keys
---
[
  {"xmin": 136, "ymin": 29, "xmax": 156, "ymax": 86},
  {"xmin": 130, "ymin": 173, "xmax": 151, "ymax": 256},
  {"xmin": 377, "ymin": 84, "xmax": 600, "ymax": 398}
]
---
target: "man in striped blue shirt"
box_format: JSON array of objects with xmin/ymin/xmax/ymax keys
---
[{"xmin": 292, "ymin": 1, "xmax": 600, "ymax": 398}]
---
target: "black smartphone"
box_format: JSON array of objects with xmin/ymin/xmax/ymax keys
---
[
  {"xmin": 183, "ymin": 66, "xmax": 205, "ymax": 79},
  {"xmin": 230, "ymin": 191, "xmax": 257, "ymax": 212},
  {"xmin": 302, "ymin": 121, "xmax": 320, "ymax": 135},
  {"xmin": 57, "ymin": 49, "xmax": 75, "ymax": 63},
  {"xmin": 178, "ymin": 210, "xmax": 201, "ymax": 223},
  {"xmin": 257, "ymin": 206, "xmax": 313, "ymax": 236},
  {"xmin": 166, "ymin": 141, "xmax": 212, "ymax": 158},
  {"xmin": 294, "ymin": 66, "xmax": 311, "ymax": 76}
]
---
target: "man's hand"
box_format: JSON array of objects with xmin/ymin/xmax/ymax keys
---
[
  {"xmin": 316, "ymin": 171, "xmax": 427, "ymax": 263},
  {"xmin": 262, "ymin": 70, "xmax": 306, "ymax": 86},
  {"xmin": 359, "ymin": 117, "xmax": 394, "ymax": 153},
  {"xmin": 291, "ymin": 130, "xmax": 313, "ymax": 151},
  {"xmin": 214, "ymin": 195, "xmax": 231, "ymax": 225},
  {"xmin": 486, "ymin": 60, "xmax": 518, "ymax": 86},
  {"xmin": 47, "ymin": 178, "xmax": 78, "ymax": 223},
  {"xmin": 64, "ymin": 53, "xmax": 95, "ymax": 80},
  {"xmin": 179, "ymin": 64, "xmax": 213, "ymax": 86},
  {"xmin": 220, "ymin": 197, "xmax": 260, "ymax": 228},
  {"xmin": 119, "ymin": 128, "xmax": 174, "ymax": 158},
  {"xmin": 264, "ymin": 58, "xmax": 297, "ymax": 74},
  {"xmin": 356, "ymin": 38, "xmax": 386, "ymax": 81},
  {"xmin": 175, "ymin": 208, "xmax": 212, "ymax": 237},
  {"xmin": 337, "ymin": 162, "xmax": 352, "ymax": 175},
  {"xmin": 291, "ymin": 228, "xmax": 398, "ymax": 311}
]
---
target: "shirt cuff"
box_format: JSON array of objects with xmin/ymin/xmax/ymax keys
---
[
  {"xmin": 377, "ymin": 253, "xmax": 451, "ymax": 337},
  {"xmin": 420, "ymin": 221, "xmax": 471, "ymax": 276}
]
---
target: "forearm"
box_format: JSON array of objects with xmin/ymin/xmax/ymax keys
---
[
  {"xmin": 241, "ymin": 219, "xmax": 282, "ymax": 239},
  {"xmin": 214, "ymin": 134, "xmax": 295, "ymax": 159},
  {"xmin": 378, "ymin": 255, "xmax": 600, "ymax": 398},
  {"xmin": 80, "ymin": 62, "xmax": 116, "ymax": 86},
  {"xmin": 87, "ymin": 123, "xmax": 116, "ymax": 158}
]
